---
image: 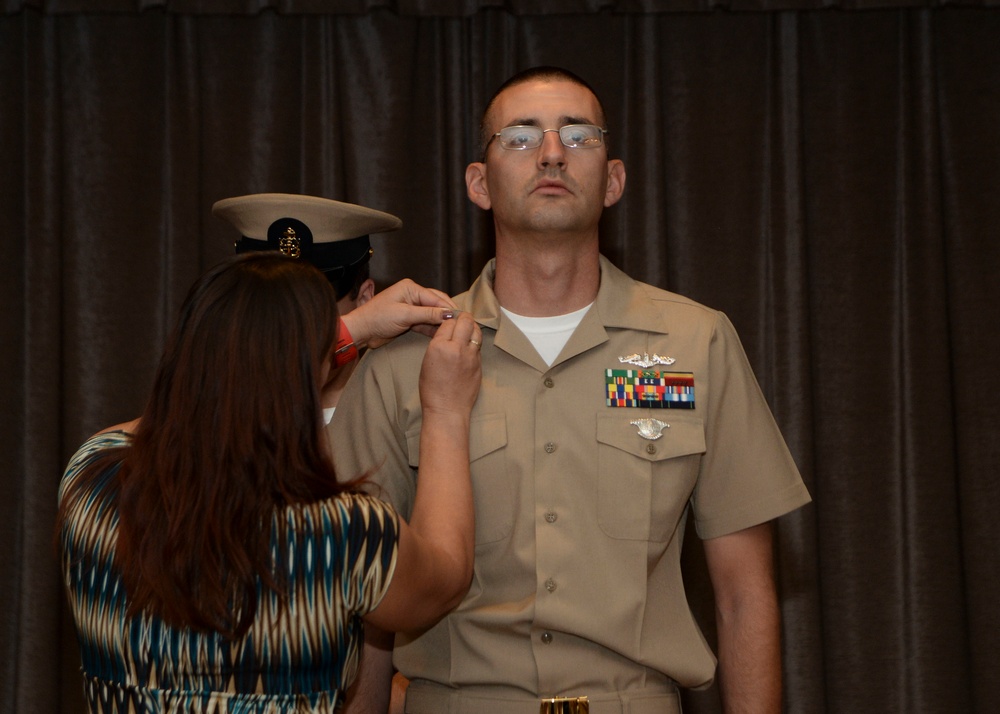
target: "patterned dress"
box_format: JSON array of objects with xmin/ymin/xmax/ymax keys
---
[{"xmin": 58, "ymin": 431, "xmax": 400, "ymax": 714}]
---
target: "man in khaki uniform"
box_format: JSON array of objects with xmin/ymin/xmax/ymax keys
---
[{"xmin": 333, "ymin": 67, "xmax": 811, "ymax": 713}]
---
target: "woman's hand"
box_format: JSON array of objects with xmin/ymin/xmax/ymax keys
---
[
  {"xmin": 419, "ymin": 312, "xmax": 482, "ymax": 418},
  {"xmin": 341, "ymin": 279, "xmax": 458, "ymax": 350}
]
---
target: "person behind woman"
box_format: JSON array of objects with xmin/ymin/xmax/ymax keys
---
[{"xmin": 56, "ymin": 252, "xmax": 482, "ymax": 713}]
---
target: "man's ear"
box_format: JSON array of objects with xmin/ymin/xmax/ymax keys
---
[
  {"xmin": 466, "ymin": 162, "xmax": 492, "ymax": 210},
  {"xmin": 355, "ymin": 278, "xmax": 375, "ymax": 307},
  {"xmin": 604, "ymin": 159, "xmax": 626, "ymax": 208}
]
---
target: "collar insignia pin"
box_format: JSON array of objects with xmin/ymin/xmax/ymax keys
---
[
  {"xmin": 630, "ymin": 418, "xmax": 670, "ymax": 440},
  {"xmin": 619, "ymin": 352, "xmax": 676, "ymax": 368}
]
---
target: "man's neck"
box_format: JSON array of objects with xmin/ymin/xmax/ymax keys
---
[{"xmin": 492, "ymin": 236, "xmax": 600, "ymax": 317}]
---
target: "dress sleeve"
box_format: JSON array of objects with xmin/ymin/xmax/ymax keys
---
[
  {"xmin": 58, "ymin": 431, "xmax": 130, "ymax": 504},
  {"xmin": 337, "ymin": 493, "xmax": 401, "ymax": 616}
]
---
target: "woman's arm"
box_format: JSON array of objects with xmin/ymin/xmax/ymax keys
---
[{"xmin": 363, "ymin": 312, "xmax": 481, "ymax": 632}]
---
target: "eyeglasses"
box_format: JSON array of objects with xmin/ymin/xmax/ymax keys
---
[{"xmin": 487, "ymin": 124, "xmax": 608, "ymax": 152}]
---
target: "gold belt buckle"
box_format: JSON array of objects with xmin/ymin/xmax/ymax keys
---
[{"xmin": 540, "ymin": 696, "xmax": 589, "ymax": 714}]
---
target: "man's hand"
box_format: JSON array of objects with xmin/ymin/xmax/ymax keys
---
[{"xmin": 342, "ymin": 279, "xmax": 459, "ymax": 350}]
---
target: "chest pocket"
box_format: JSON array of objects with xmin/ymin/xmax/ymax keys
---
[
  {"xmin": 406, "ymin": 412, "xmax": 511, "ymax": 545},
  {"xmin": 596, "ymin": 413, "xmax": 706, "ymax": 542}
]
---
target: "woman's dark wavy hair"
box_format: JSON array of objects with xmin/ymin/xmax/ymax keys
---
[{"xmin": 58, "ymin": 252, "xmax": 355, "ymax": 638}]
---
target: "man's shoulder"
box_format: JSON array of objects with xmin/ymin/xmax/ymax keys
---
[
  {"xmin": 603, "ymin": 272, "xmax": 723, "ymax": 335},
  {"xmin": 635, "ymin": 281, "xmax": 717, "ymax": 314},
  {"xmin": 346, "ymin": 330, "xmax": 429, "ymax": 392},
  {"xmin": 367, "ymin": 329, "xmax": 431, "ymax": 361},
  {"xmin": 600, "ymin": 254, "xmax": 721, "ymax": 324}
]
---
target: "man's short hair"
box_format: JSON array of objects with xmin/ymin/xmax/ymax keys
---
[{"xmin": 478, "ymin": 66, "xmax": 609, "ymax": 159}]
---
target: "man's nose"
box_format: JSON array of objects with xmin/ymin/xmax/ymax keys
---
[{"xmin": 537, "ymin": 130, "xmax": 567, "ymax": 168}]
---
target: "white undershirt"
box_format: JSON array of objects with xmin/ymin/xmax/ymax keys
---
[{"xmin": 501, "ymin": 303, "xmax": 593, "ymax": 366}]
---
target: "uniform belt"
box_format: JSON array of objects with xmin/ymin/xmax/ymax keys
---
[{"xmin": 405, "ymin": 684, "xmax": 682, "ymax": 714}]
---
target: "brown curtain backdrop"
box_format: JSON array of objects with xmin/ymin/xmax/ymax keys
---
[{"xmin": 2, "ymin": 4, "xmax": 997, "ymax": 713}]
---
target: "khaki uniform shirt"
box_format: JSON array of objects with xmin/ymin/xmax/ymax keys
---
[{"xmin": 329, "ymin": 256, "xmax": 811, "ymax": 697}]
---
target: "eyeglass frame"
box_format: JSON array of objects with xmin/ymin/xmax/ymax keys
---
[{"xmin": 484, "ymin": 124, "xmax": 610, "ymax": 154}]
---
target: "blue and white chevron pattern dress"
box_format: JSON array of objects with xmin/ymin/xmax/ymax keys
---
[{"xmin": 58, "ymin": 431, "xmax": 400, "ymax": 714}]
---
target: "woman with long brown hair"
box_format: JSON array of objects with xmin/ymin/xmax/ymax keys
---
[{"xmin": 56, "ymin": 252, "xmax": 482, "ymax": 713}]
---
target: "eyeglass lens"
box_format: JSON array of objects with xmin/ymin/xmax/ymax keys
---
[{"xmin": 496, "ymin": 125, "xmax": 605, "ymax": 150}]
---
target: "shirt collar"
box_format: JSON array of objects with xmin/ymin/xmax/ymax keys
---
[{"xmin": 458, "ymin": 254, "xmax": 670, "ymax": 337}]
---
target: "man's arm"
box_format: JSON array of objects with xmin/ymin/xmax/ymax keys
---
[
  {"xmin": 703, "ymin": 522, "xmax": 782, "ymax": 714},
  {"xmin": 341, "ymin": 626, "xmax": 395, "ymax": 714}
]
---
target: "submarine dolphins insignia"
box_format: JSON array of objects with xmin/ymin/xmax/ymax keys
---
[{"xmin": 619, "ymin": 353, "xmax": 675, "ymax": 368}]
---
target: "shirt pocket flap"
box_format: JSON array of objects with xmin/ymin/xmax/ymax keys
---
[
  {"xmin": 596, "ymin": 413, "xmax": 706, "ymax": 462},
  {"xmin": 406, "ymin": 412, "xmax": 508, "ymax": 467}
]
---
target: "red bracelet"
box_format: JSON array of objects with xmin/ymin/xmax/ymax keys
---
[{"xmin": 333, "ymin": 318, "xmax": 359, "ymax": 368}]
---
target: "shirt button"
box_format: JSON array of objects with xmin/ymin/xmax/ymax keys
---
[
  {"xmin": 545, "ymin": 511, "xmax": 558, "ymax": 523},
  {"xmin": 544, "ymin": 377, "xmax": 555, "ymax": 388},
  {"xmin": 646, "ymin": 444, "xmax": 657, "ymax": 455},
  {"xmin": 541, "ymin": 632, "xmax": 553, "ymax": 644},
  {"xmin": 544, "ymin": 442, "xmax": 556, "ymax": 453},
  {"xmin": 545, "ymin": 578, "xmax": 557, "ymax": 592}
]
